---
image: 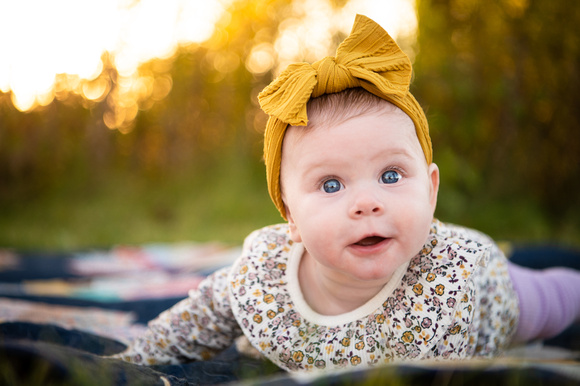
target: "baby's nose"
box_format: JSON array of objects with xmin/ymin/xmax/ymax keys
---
[{"xmin": 349, "ymin": 191, "xmax": 385, "ymax": 217}]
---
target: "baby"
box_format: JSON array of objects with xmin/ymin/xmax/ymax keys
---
[{"xmin": 114, "ymin": 15, "xmax": 580, "ymax": 372}]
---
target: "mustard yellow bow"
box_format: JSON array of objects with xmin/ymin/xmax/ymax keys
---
[
  {"xmin": 259, "ymin": 14, "xmax": 432, "ymax": 219},
  {"xmin": 259, "ymin": 14, "xmax": 412, "ymax": 126}
]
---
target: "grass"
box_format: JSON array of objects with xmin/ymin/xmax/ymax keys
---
[
  {"xmin": 435, "ymin": 185, "xmax": 580, "ymax": 248},
  {"xmin": 0, "ymin": 159, "xmax": 282, "ymax": 251}
]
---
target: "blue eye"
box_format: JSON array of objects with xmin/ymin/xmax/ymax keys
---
[
  {"xmin": 322, "ymin": 179, "xmax": 342, "ymax": 193},
  {"xmin": 381, "ymin": 170, "xmax": 401, "ymax": 184}
]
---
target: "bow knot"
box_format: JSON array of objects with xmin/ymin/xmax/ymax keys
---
[{"xmin": 312, "ymin": 56, "xmax": 360, "ymax": 98}]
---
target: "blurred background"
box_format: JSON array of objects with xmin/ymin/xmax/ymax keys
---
[{"xmin": 0, "ymin": 0, "xmax": 578, "ymax": 251}]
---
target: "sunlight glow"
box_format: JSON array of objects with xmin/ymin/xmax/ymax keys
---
[
  {"xmin": 0, "ymin": 0, "xmax": 230, "ymax": 115},
  {"xmin": 250, "ymin": 0, "xmax": 418, "ymax": 76}
]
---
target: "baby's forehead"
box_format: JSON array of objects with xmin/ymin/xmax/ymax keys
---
[{"xmin": 284, "ymin": 103, "xmax": 415, "ymax": 146}]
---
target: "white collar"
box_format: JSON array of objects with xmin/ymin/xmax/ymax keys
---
[{"xmin": 286, "ymin": 242, "xmax": 410, "ymax": 326}]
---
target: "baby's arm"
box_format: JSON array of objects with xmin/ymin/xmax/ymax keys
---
[
  {"xmin": 508, "ymin": 261, "xmax": 580, "ymax": 343},
  {"xmin": 113, "ymin": 266, "xmax": 242, "ymax": 365}
]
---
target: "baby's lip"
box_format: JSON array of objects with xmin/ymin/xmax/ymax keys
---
[{"xmin": 352, "ymin": 235, "xmax": 388, "ymax": 247}]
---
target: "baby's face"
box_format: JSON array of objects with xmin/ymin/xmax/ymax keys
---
[{"xmin": 280, "ymin": 107, "xmax": 439, "ymax": 287}]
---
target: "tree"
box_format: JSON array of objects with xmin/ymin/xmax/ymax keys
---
[{"xmin": 414, "ymin": 0, "xmax": 580, "ymax": 237}]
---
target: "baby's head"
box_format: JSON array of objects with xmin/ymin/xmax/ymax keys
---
[{"xmin": 258, "ymin": 15, "xmax": 438, "ymax": 283}]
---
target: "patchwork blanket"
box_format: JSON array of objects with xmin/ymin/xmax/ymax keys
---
[
  {"xmin": 0, "ymin": 242, "xmax": 240, "ymax": 340},
  {"xmin": 0, "ymin": 242, "xmax": 578, "ymax": 385}
]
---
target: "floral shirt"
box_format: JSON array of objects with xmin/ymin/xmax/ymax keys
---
[{"xmin": 115, "ymin": 220, "xmax": 519, "ymax": 372}]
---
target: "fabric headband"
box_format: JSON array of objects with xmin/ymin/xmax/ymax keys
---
[{"xmin": 258, "ymin": 14, "xmax": 432, "ymax": 219}]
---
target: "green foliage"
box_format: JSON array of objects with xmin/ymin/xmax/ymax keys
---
[
  {"xmin": 0, "ymin": 0, "xmax": 290, "ymax": 249},
  {"xmin": 414, "ymin": 0, "xmax": 580, "ymax": 242}
]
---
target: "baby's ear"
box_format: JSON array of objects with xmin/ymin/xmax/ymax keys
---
[
  {"xmin": 428, "ymin": 163, "xmax": 440, "ymax": 212},
  {"xmin": 284, "ymin": 204, "xmax": 302, "ymax": 243}
]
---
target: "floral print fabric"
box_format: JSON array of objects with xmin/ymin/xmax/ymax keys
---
[
  {"xmin": 229, "ymin": 220, "xmax": 518, "ymax": 371},
  {"xmin": 116, "ymin": 220, "xmax": 519, "ymax": 372}
]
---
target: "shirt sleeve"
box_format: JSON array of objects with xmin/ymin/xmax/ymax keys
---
[
  {"xmin": 471, "ymin": 242, "xmax": 519, "ymax": 356},
  {"xmin": 113, "ymin": 266, "xmax": 243, "ymax": 365},
  {"xmin": 508, "ymin": 261, "xmax": 580, "ymax": 343}
]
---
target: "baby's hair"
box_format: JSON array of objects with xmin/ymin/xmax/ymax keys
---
[{"xmin": 303, "ymin": 87, "xmax": 401, "ymax": 132}]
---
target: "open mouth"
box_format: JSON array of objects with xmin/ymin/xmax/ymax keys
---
[{"xmin": 354, "ymin": 236, "xmax": 387, "ymax": 247}]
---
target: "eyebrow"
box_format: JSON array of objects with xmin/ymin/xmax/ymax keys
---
[{"xmin": 382, "ymin": 147, "xmax": 416, "ymax": 159}]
